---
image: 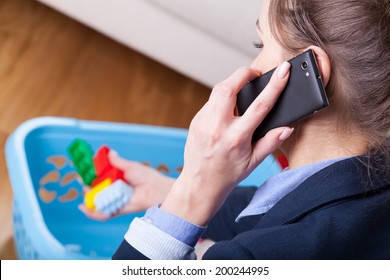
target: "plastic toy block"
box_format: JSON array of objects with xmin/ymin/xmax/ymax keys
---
[
  {"xmin": 84, "ymin": 178, "xmax": 112, "ymax": 210},
  {"xmin": 91, "ymin": 167, "xmax": 125, "ymax": 187},
  {"xmin": 94, "ymin": 179, "xmax": 133, "ymax": 217},
  {"xmin": 67, "ymin": 139, "xmax": 96, "ymax": 186},
  {"xmin": 93, "ymin": 146, "xmax": 112, "ymax": 177}
]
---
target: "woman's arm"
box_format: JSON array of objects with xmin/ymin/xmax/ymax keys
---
[{"xmin": 160, "ymin": 62, "xmax": 292, "ymax": 227}]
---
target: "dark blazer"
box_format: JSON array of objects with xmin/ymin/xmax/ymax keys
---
[{"xmin": 113, "ymin": 157, "xmax": 390, "ymax": 259}]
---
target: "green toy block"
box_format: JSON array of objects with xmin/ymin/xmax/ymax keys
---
[{"xmin": 67, "ymin": 139, "xmax": 96, "ymax": 186}]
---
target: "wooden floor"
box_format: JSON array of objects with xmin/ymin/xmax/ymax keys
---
[{"xmin": 0, "ymin": 0, "xmax": 210, "ymax": 259}]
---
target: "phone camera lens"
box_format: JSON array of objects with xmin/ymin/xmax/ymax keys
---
[{"xmin": 301, "ymin": 61, "xmax": 308, "ymax": 70}]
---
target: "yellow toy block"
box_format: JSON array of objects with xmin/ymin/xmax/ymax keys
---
[{"xmin": 84, "ymin": 178, "xmax": 112, "ymax": 210}]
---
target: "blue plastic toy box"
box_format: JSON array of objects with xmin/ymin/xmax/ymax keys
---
[{"xmin": 5, "ymin": 117, "xmax": 281, "ymax": 259}]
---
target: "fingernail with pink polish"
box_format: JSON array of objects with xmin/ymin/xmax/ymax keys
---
[
  {"xmin": 279, "ymin": 127, "xmax": 294, "ymax": 141},
  {"xmin": 278, "ymin": 61, "xmax": 291, "ymax": 79}
]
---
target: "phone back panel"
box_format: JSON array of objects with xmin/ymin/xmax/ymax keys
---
[{"xmin": 236, "ymin": 50, "xmax": 328, "ymax": 141}]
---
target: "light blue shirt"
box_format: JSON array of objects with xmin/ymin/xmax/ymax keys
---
[
  {"xmin": 236, "ymin": 157, "xmax": 345, "ymax": 222},
  {"xmin": 144, "ymin": 206, "xmax": 205, "ymax": 247},
  {"xmin": 124, "ymin": 157, "xmax": 346, "ymax": 259}
]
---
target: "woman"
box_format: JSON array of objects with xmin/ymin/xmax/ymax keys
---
[{"xmin": 81, "ymin": 0, "xmax": 390, "ymax": 259}]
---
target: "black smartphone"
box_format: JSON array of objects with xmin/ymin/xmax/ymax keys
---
[{"xmin": 236, "ymin": 50, "xmax": 328, "ymax": 142}]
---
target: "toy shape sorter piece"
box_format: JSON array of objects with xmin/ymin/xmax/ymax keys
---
[
  {"xmin": 91, "ymin": 145, "xmax": 126, "ymax": 187},
  {"xmin": 93, "ymin": 145, "xmax": 111, "ymax": 177},
  {"xmin": 94, "ymin": 179, "xmax": 133, "ymax": 217},
  {"xmin": 91, "ymin": 167, "xmax": 125, "ymax": 187},
  {"xmin": 84, "ymin": 178, "xmax": 112, "ymax": 210},
  {"xmin": 68, "ymin": 141, "xmax": 132, "ymax": 216},
  {"xmin": 67, "ymin": 139, "xmax": 97, "ymax": 186}
]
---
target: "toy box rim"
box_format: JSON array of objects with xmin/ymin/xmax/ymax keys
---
[
  {"xmin": 5, "ymin": 116, "xmax": 190, "ymax": 259},
  {"xmin": 5, "ymin": 117, "xmax": 96, "ymax": 259}
]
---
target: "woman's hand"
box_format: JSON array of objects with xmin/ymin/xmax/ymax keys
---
[
  {"xmin": 161, "ymin": 62, "xmax": 293, "ymax": 226},
  {"xmin": 79, "ymin": 151, "xmax": 175, "ymax": 221}
]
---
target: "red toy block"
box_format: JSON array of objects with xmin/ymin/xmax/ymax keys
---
[
  {"xmin": 93, "ymin": 146, "xmax": 112, "ymax": 177},
  {"xmin": 92, "ymin": 167, "xmax": 126, "ymax": 187}
]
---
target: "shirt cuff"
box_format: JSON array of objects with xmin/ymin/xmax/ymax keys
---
[
  {"xmin": 144, "ymin": 206, "xmax": 206, "ymax": 247},
  {"xmin": 125, "ymin": 217, "xmax": 196, "ymax": 260}
]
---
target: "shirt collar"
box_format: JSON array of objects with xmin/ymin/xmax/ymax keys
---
[{"xmin": 236, "ymin": 157, "xmax": 348, "ymax": 222}]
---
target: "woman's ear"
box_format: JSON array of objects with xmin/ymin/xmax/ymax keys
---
[{"xmin": 304, "ymin": 46, "xmax": 331, "ymax": 86}]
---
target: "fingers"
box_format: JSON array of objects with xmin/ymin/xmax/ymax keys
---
[
  {"xmin": 78, "ymin": 204, "xmax": 110, "ymax": 221},
  {"xmin": 251, "ymin": 127, "xmax": 294, "ymax": 166},
  {"xmin": 80, "ymin": 152, "xmax": 139, "ymax": 221},
  {"xmin": 82, "ymin": 186, "xmax": 91, "ymax": 196},
  {"xmin": 209, "ymin": 67, "xmax": 260, "ymax": 119},
  {"xmin": 239, "ymin": 61, "xmax": 291, "ymax": 134},
  {"xmin": 108, "ymin": 150, "xmax": 133, "ymax": 170}
]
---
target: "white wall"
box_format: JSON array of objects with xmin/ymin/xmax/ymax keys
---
[{"xmin": 38, "ymin": 0, "xmax": 263, "ymax": 87}]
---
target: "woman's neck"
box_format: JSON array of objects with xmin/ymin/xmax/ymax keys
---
[{"xmin": 282, "ymin": 114, "xmax": 368, "ymax": 169}]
